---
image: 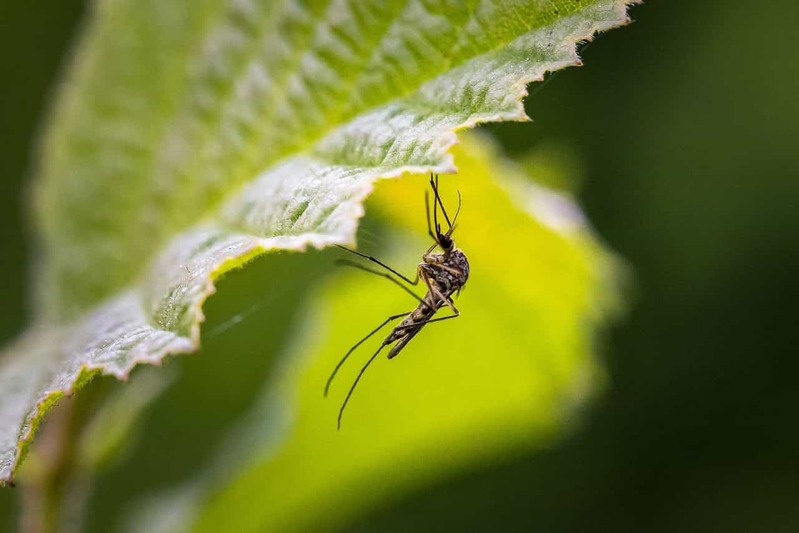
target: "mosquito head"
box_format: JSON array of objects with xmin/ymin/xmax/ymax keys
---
[
  {"xmin": 426, "ymin": 174, "xmax": 461, "ymax": 253},
  {"xmin": 438, "ymin": 231, "xmax": 454, "ymax": 252}
]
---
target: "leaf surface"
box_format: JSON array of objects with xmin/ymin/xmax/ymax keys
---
[
  {"xmin": 0, "ymin": 0, "xmax": 634, "ymax": 485},
  {"xmin": 121, "ymin": 136, "xmax": 621, "ymax": 533}
]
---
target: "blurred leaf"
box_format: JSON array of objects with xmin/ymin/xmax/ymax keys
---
[
  {"xmin": 0, "ymin": 0, "xmax": 634, "ymax": 486},
  {"xmin": 112, "ymin": 136, "xmax": 621, "ymax": 533},
  {"xmin": 517, "ymin": 140, "xmax": 586, "ymax": 193},
  {"xmin": 76, "ymin": 368, "xmax": 174, "ymax": 473}
]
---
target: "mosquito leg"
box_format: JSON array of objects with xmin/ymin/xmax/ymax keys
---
[
  {"xmin": 421, "ymin": 273, "xmax": 459, "ymax": 315},
  {"xmin": 422, "ymin": 242, "xmax": 437, "ymax": 260},
  {"xmin": 434, "ymin": 263, "xmax": 465, "ymax": 278},
  {"xmin": 393, "ymin": 312, "xmax": 459, "ymax": 330},
  {"xmin": 425, "ymin": 190, "xmax": 437, "ymax": 243},
  {"xmin": 336, "ymin": 260, "xmax": 427, "ymax": 306},
  {"xmin": 324, "ymin": 311, "xmax": 411, "ymax": 397},
  {"xmin": 432, "ymin": 286, "xmax": 458, "ymax": 314},
  {"xmin": 335, "ymin": 245, "xmax": 419, "ymax": 285},
  {"xmin": 338, "ymin": 342, "xmax": 389, "ymax": 430},
  {"xmin": 430, "ymin": 174, "xmax": 453, "ymax": 229}
]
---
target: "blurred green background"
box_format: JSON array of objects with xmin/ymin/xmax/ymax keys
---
[{"xmin": 2, "ymin": 1, "xmax": 798, "ymax": 532}]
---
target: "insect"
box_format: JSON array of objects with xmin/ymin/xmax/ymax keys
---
[{"xmin": 324, "ymin": 174, "xmax": 470, "ymax": 429}]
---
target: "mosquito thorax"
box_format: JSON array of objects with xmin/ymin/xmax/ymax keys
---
[{"xmin": 448, "ymin": 248, "xmax": 470, "ymax": 283}]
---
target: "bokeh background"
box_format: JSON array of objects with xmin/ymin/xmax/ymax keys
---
[{"xmin": 2, "ymin": 0, "xmax": 798, "ymax": 531}]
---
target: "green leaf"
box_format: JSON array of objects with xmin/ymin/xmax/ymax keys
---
[
  {"xmin": 0, "ymin": 0, "xmax": 634, "ymax": 485},
  {"xmin": 116, "ymin": 135, "xmax": 621, "ymax": 533}
]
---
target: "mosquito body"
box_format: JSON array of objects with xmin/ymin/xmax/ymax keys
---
[
  {"xmin": 385, "ymin": 247, "xmax": 469, "ymax": 358},
  {"xmin": 325, "ymin": 175, "xmax": 469, "ymax": 429}
]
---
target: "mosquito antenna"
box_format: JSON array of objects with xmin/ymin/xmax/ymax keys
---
[
  {"xmin": 338, "ymin": 342, "xmax": 388, "ymax": 429},
  {"xmin": 445, "ymin": 191, "xmax": 462, "ymax": 236}
]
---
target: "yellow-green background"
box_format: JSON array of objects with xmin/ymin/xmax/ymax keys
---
[{"xmin": 2, "ymin": 1, "xmax": 799, "ymax": 532}]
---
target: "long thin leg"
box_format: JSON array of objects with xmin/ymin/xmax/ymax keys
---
[
  {"xmin": 338, "ymin": 342, "xmax": 389, "ymax": 430},
  {"xmin": 386, "ymin": 306, "xmax": 461, "ymax": 360},
  {"xmin": 336, "ymin": 260, "xmax": 427, "ymax": 307},
  {"xmin": 421, "ymin": 272, "xmax": 459, "ymax": 315},
  {"xmin": 393, "ymin": 312, "xmax": 459, "ymax": 331},
  {"xmin": 425, "ymin": 190, "xmax": 437, "ymax": 243},
  {"xmin": 431, "ymin": 176, "xmax": 442, "ymax": 235},
  {"xmin": 429, "ymin": 175, "xmax": 462, "ymax": 236},
  {"xmin": 335, "ymin": 245, "xmax": 419, "ymax": 285},
  {"xmin": 430, "ymin": 174, "xmax": 454, "ymax": 230},
  {"xmin": 435, "ymin": 263, "xmax": 465, "ymax": 278},
  {"xmin": 324, "ymin": 311, "xmax": 411, "ymax": 397}
]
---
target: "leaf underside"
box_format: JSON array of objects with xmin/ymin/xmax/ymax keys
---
[
  {"xmin": 0, "ymin": 0, "xmax": 635, "ymax": 485},
  {"xmin": 170, "ymin": 136, "xmax": 622, "ymax": 533}
]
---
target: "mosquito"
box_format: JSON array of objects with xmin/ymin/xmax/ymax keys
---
[{"xmin": 324, "ymin": 174, "xmax": 470, "ymax": 429}]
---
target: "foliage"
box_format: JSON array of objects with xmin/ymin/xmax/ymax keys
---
[{"xmin": 0, "ymin": 0, "xmax": 636, "ymax": 531}]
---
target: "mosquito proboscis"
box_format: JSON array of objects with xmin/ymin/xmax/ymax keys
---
[{"xmin": 325, "ymin": 174, "xmax": 470, "ymax": 429}]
